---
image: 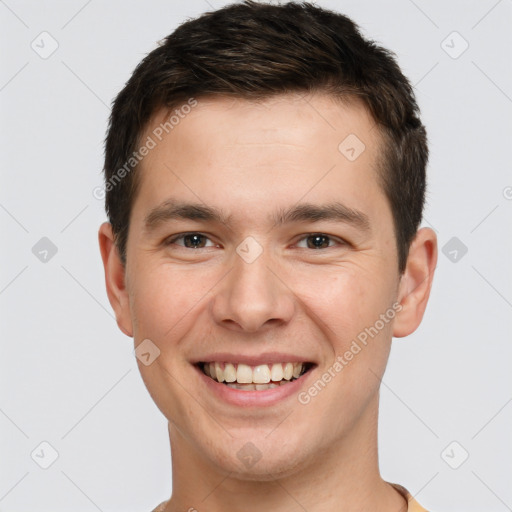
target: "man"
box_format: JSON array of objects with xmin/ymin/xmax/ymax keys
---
[{"xmin": 98, "ymin": 2, "xmax": 437, "ymax": 511}]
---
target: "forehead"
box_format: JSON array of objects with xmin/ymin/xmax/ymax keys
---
[
  {"xmin": 132, "ymin": 92, "xmax": 387, "ymax": 230},
  {"xmin": 143, "ymin": 93, "xmax": 380, "ymax": 158}
]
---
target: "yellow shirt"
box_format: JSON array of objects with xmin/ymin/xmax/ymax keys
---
[
  {"xmin": 150, "ymin": 482, "xmax": 428, "ymax": 511},
  {"xmin": 390, "ymin": 482, "xmax": 429, "ymax": 511}
]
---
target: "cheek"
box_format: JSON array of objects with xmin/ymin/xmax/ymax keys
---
[
  {"xmin": 128, "ymin": 266, "xmax": 206, "ymax": 423},
  {"xmin": 129, "ymin": 265, "xmax": 190, "ymax": 340},
  {"xmin": 129, "ymin": 263, "xmax": 226, "ymax": 349},
  {"xmin": 295, "ymin": 266, "xmax": 396, "ymax": 429},
  {"xmin": 291, "ymin": 263, "xmax": 394, "ymax": 347}
]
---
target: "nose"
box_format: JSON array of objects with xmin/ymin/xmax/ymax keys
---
[{"xmin": 211, "ymin": 245, "xmax": 295, "ymax": 333}]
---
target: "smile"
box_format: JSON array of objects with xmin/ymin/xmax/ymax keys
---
[{"xmin": 199, "ymin": 361, "xmax": 315, "ymax": 391}]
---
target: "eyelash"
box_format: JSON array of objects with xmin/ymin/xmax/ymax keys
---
[{"xmin": 164, "ymin": 232, "xmax": 347, "ymax": 250}]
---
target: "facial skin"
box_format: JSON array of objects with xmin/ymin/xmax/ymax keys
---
[{"xmin": 99, "ymin": 93, "xmax": 437, "ymax": 512}]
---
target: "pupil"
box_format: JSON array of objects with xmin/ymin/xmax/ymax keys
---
[
  {"xmin": 185, "ymin": 234, "xmax": 204, "ymax": 248},
  {"xmin": 308, "ymin": 234, "xmax": 328, "ymax": 249}
]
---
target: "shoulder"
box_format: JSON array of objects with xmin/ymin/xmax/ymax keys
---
[
  {"xmin": 389, "ymin": 482, "xmax": 430, "ymax": 512},
  {"xmin": 150, "ymin": 486, "xmax": 428, "ymax": 512},
  {"xmin": 150, "ymin": 500, "xmax": 169, "ymax": 512}
]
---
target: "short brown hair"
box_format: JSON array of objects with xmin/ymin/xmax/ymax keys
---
[{"xmin": 103, "ymin": 0, "xmax": 428, "ymax": 274}]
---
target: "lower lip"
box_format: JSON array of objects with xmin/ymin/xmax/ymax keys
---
[{"xmin": 193, "ymin": 364, "xmax": 315, "ymax": 407}]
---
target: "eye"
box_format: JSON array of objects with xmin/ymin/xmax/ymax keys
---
[
  {"xmin": 165, "ymin": 232, "xmax": 216, "ymax": 249},
  {"xmin": 295, "ymin": 233, "xmax": 344, "ymax": 249},
  {"xmin": 164, "ymin": 232, "xmax": 346, "ymax": 251}
]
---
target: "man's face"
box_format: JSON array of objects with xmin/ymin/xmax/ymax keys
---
[{"xmin": 118, "ymin": 93, "xmax": 404, "ymax": 478}]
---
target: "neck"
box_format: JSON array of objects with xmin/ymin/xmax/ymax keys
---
[{"xmin": 163, "ymin": 393, "xmax": 407, "ymax": 512}]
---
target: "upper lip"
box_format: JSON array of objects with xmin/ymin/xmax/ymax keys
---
[{"xmin": 192, "ymin": 352, "xmax": 316, "ymax": 367}]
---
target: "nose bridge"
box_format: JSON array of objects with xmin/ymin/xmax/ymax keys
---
[{"xmin": 212, "ymin": 237, "xmax": 294, "ymax": 332}]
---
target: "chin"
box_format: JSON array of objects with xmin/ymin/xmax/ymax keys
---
[
  {"xmin": 210, "ymin": 437, "xmax": 311, "ymax": 482},
  {"xmin": 225, "ymin": 456, "xmax": 306, "ymax": 482}
]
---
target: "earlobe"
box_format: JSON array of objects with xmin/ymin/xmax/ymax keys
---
[
  {"xmin": 98, "ymin": 222, "xmax": 133, "ymax": 337},
  {"xmin": 392, "ymin": 227, "xmax": 438, "ymax": 338}
]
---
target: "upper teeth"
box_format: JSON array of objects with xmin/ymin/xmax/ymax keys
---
[{"xmin": 203, "ymin": 362, "xmax": 306, "ymax": 384}]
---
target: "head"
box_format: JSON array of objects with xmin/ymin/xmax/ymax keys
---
[{"xmin": 99, "ymin": 1, "xmax": 436, "ymax": 480}]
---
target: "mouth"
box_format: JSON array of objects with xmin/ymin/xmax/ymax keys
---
[{"xmin": 196, "ymin": 361, "xmax": 316, "ymax": 391}]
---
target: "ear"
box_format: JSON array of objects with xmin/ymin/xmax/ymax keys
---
[
  {"xmin": 393, "ymin": 227, "xmax": 438, "ymax": 338},
  {"xmin": 98, "ymin": 222, "xmax": 133, "ymax": 337}
]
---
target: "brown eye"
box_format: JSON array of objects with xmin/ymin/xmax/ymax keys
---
[
  {"xmin": 308, "ymin": 234, "xmax": 330, "ymax": 249},
  {"xmin": 296, "ymin": 233, "xmax": 340, "ymax": 249},
  {"xmin": 166, "ymin": 233, "xmax": 214, "ymax": 249}
]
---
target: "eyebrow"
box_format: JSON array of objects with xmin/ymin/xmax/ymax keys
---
[{"xmin": 143, "ymin": 199, "xmax": 371, "ymax": 233}]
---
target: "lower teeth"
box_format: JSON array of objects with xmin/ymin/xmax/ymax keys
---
[{"xmin": 224, "ymin": 380, "xmax": 294, "ymax": 391}]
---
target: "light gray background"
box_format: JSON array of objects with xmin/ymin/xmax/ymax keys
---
[{"xmin": 1, "ymin": 0, "xmax": 511, "ymax": 511}]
